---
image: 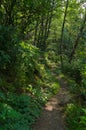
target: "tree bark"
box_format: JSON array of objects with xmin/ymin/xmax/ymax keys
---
[
  {"xmin": 60, "ymin": 0, "xmax": 69, "ymax": 70},
  {"xmin": 69, "ymin": 11, "xmax": 86, "ymax": 63},
  {"xmin": 33, "ymin": 19, "xmax": 39, "ymax": 46},
  {"xmin": 4, "ymin": 0, "xmax": 16, "ymax": 25}
]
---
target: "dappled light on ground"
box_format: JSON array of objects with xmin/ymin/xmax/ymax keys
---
[
  {"xmin": 33, "ymin": 77, "xmax": 72, "ymax": 130},
  {"xmin": 45, "ymin": 98, "xmax": 59, "ymax": 111}
]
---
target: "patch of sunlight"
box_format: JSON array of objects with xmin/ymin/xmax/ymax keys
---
[
  {"xmin": 59, "ymin": 74, "xmax": 65, "ymax": 78},
  {"xmin": 50, "ymin": 82, "xmax": 60, "ymax": 94},
  {"xmin": 45, "ymin": 105, "xmax": 53, "ymax": 111},
  {"xmin": 51, "ymin": 82, "xmax": 60, "ymax": 89},
  {"xmin": 45, "ymin": 98, "xmax": 58, "ymax": 111}
]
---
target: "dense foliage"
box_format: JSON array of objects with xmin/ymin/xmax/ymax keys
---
[{"xmin": 0, "ymin": 0, "xmax": 86, "ymax": 129}]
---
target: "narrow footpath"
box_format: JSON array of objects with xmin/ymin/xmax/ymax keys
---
[{"xmin": 33, "ymin": 75, "xmax": 71, "ymax": 130}]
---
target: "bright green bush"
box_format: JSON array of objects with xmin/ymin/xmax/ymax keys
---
[{"xmin": 66, "ymin": 104, "xmax": 86, "ymax": 130}]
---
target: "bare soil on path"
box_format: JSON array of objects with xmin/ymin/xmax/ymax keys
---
[{"xmin": 33, "ymin": 75, "xmax": 71, "ymax": 130}]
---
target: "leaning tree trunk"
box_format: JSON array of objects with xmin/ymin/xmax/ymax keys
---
[{"xmin": 69, "ymin": 11, "xmax": 86, "ymax": 63}]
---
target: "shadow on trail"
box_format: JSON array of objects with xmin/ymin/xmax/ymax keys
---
[
  {"xmin": 33, "ymin": 76, "xmax": 71, "ymax": 130},
  {"xmin": 33, "ymin": 96, "xmax": 65, "ymax": 130}
]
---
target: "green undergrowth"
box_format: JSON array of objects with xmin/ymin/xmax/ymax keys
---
[
  {"xmin": 62, "ymin": 60, "xmax": 86, "ymax": 130},
  {"xmin": 0, "ymin": 67, "xmax": 60, "ymax": 130},
  {"xmin": 65, "ymin": 80, "xmax": 86, "ymax": 130},
  {"xmin": 66, "ymin": 104, "xmax": 86, "ymax": 130},
  {"xmin": 63, "ymin": 76, "xmax": 86, "ymax": 130},
  {"xmin": 0, "ymin": 37, "xmax": 60, "ymax": 130},
  {"xmin": 0, "ymin": 93, "xmax": 41, "ymax": 130},
  {"xmin": 0, "ymin": 42, "xmax": 60, "ymax": 129},
  {"xmin": 53, "ymin": 62, "xmax": 86, "ymax": 130}
]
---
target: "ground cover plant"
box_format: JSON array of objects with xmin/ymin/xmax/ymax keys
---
[{"xmin": 0, "ymin": 0, "xmax": 86, "ymax": 129}]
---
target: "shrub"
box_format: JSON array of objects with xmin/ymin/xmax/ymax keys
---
[
  {"xmin": 66, "ymin": 104, "xmax": 86, "ymax": 130},
  {"xmin": 0, "ymin": 92, "xmax": 41, "ymax": 130}
]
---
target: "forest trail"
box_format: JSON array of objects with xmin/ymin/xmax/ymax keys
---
[{"xmin": 33, "ymin": 73, "xmax": 71, "ymax": 130}]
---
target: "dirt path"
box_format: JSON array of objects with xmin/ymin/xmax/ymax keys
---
[{"xmin": 33, "ymin": 76, "xmax": 71, "ymax": 130}]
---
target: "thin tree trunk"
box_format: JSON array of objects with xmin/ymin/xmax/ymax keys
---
[
  {"xmin": 43, "ymin": 12, "xmax": 53, "ymax": 50},
  {"xmin": 46, "ymin": 12, "xmax": 53, "ymax": 38},
  {"xmin": 42, "ymin": 0, "xmax": 54, "ymax": 51},
  {"xmin": 0, "ymin": 0, "xmax": 2, "ymax": 7},
  {"xmin": 40, "ymin": 15, "xmax": 45, "ymax": 47},
  {"xmin": 37, "ymin": 0, "xmax": 55, "ymax": 51},
  {"xmin": 37, "ymin": 15, "xmax": 44, "ymax": 49},
  {"xmin": 60, "ymin": 0, "xmax": 69, "ymax": 70},
  {"xmin": 33, "ymin": 19, "xmax": 39, "ymax": 46},
  {"xmin": 69, "ymin": 11, "xmax": 86, "ymax": 63},
  {"xmin": 4, "ymin": 0, "xmax": 16, "ymax": 25}
]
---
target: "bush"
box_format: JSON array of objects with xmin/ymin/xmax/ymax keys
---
[
  {"xmin": 0, "ymin": 92, "xmax": 41, "ymax": 130},
  {"xmin": 66, "ymin": 104, "xmax": 86, "ymax": 130}
]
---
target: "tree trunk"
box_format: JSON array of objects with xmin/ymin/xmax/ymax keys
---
[
  {"xmin": 60, "ymin": 0, "xmax": 69, "ymax": 71},
  {"xmin": 4, "ymin": 0, "xmax": 16, "ymax": 25},
  {"xmin": 33, "ymin": 19, "xmax": 39, "ymax": 46},
  {"xmin": 69, "ymin": 11, "xmax": 86, "ymax": 63}
]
